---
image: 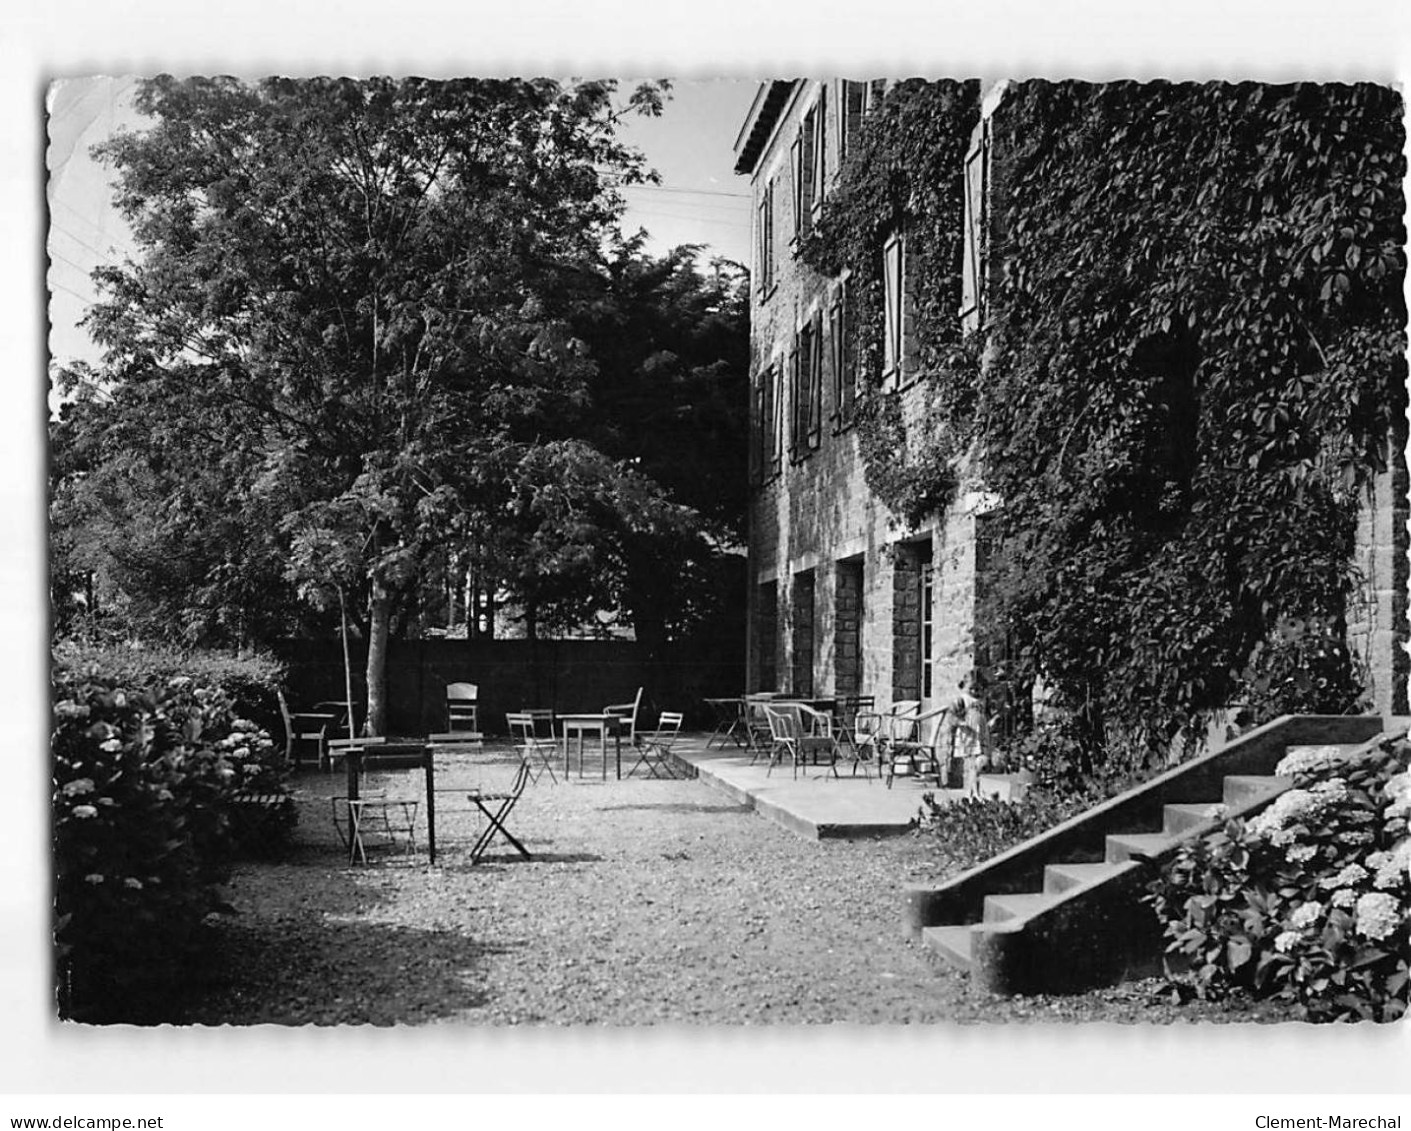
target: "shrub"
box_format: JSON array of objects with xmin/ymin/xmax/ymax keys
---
[
  {"xmin": 51, "ymin": 639, "xmax": 286, "ymax": 734},
  {"xmin": 52, "ymin": 656, "xmax": 288, "ymax": 1020},
  {"xmin": 1145, "ymin": 734, "xmax": 1410, "ymax": 1022},
  {"xmin": 916, "ymin": 788, "xmax": 1092, "ymax": 870}
]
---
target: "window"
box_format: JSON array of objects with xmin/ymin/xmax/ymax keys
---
[
  {"xmin": 837, "ymin": 79, "xmax": 879, "ymax": 168},
  {"xmin": 751, "ymin": 362, "xmax": 782, "ymax": 484},
  {"xmin": 790, "ymin": 314, "xmax": 823, "ymax": 460},
  {"xmin": 961, "ymin": 120, "xmax": 989, "ymax": 330},
  {"xmin": 791, "ymin": 569, "xmax": 816, "ymax": 698},
  {"xmin": 757, "ymin": 178, "xmax": 776, "ymax": 295},
  {"xmin": 830, "ymin": 277, "xmax": 858, "ymax": 429},
  {"xmin": 792, "ymin": 92, "xmax": 826, "ymax": 241},
  {"xmin": 882, "ymin": 229, "xmax": 910, "ymax": 386}
]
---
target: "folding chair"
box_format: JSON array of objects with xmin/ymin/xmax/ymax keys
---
[
  {"xmin": 628, "ymin": 711, "xmax": 685, "ymax": 778},
  {"xmin": 603, "ymin": 686, "xmax": 644, "ymax": 748},
  {"xmin": 276, "ymin": 690, "xmax": 336, "ymax": 769},
  {"xmin": 832, "ymin": 695, "xmax": 877, "ymax": 781},
  {"xmin": 446, "ymin": 681, "xmax": 480, "ymax": 734},
  {"xmin": 506, "ymin": 712, "xmax": 559, "ymax": 784},
  {"xmin": 328, "ymin": 738, "xmax": 418, "ymax": 864},
  {"xmin": 468, "ymin": 759, "xmax": 532, "ymax": 864}
]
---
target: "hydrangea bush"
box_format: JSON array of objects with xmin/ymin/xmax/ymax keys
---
[
  {"xmin": 52, "ymin": 659, "xmax": 288, "ymax": 1020},
  {"xmin": 1146, "ymin": 735, "xmax": 1410, "ymax": 1022}
]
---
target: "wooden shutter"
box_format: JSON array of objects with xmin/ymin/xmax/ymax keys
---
[
  {"xmin": 882, "ymin": 231, "xmax": 903, "ymax": 383},
  {"xmin": 790, "ymin": 135, "xmax": 804, "ymax": 237},
  {"xmin": 807, "ymin": 310, "xmax": 824, "ymax": 446},
  {"xmin": 812, "ymin": 84, "xmax": 827, "ymax": 208},
  {"xmin": 961, "ymin": 121, "xmax": 989, "ymax": 328}
]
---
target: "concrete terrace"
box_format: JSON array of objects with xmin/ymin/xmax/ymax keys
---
[{"xmin": 666, "ymin": 732, "xmax": 964, "ymax": 840}]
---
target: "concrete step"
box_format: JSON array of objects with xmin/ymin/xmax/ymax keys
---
[
  {"xmin": 1105, "ymin": 831, "xmax": 1180, "ymax": 864},
  {"xmin": 921, "ymin": 924, "xmax": 975, "ymax": 972},
  {"xmin": 1162, "ymin": 801, "xmax": 1227, "ymax": 835},
  {"xmin": 982, "ymin": 891, "xmax": 1055, "ymax": 924},
  {"xmin": 1043, "ymin": 861, "xmax": 1126, "ymax": 895},
  {"xmin": 1223, "ymin": 774, "xmax": 1293, "ymax": 806}
]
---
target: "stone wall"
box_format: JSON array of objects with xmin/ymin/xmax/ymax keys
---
[
  {"xmin": 1347, "ymin": 428, "xmax": 1411, "ymax": 717},
  {"xmin": 743, "ymin": 80, "xmax": 984, "ymax": 715}
]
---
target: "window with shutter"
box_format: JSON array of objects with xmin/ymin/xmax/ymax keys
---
[
  {"xmin": 757, "ymin": 179, "xmax": 776, "ymax": 296},
  {"xmin": 839, "ymin": 80, "xmax": 866, "ymax": 164},
  {"xmin": 831, "ymin": 277, "xmax": 858, "ymax": 429},
  {"xmin": 811, "ymin": 85, "xmax": 827, "ymax": 210},
  {"xmin": 789, "ymin": 336, "xmax": 805, "ymax": 459}
]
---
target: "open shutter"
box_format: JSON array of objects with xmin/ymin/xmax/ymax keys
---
[
  {"xmin": 812, "ymin": 84, "xmax": 827, "ymax": 208},
  {"xmin": 808, "ymin": 310, "xmax": 824, "ymax": 445},
  {"xmin": 961, "ymin": 121, "xmax": 989, "ymax": 328},
  {"xmin": 790, "ymin": 135, "xmax": 804, "ymax": 238},
  {"xmin": 882, "ymin": 231, "xmax": 903, "ymax": 384}
]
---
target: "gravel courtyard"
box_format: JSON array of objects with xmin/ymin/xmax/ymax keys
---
[{"xmin": 177, "ymin": 743, "xmax": 1289, "ymax": 1026}]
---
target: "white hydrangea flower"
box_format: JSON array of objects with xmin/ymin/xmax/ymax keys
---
[
  {"xmin": 1286, "ymin": 844, "xmax": 1317, "ymax": 864},
  {"xmin": 1353, "ymin": 891, "xmax": 1403, "ymax": 941},
  {"xmin": 1372, "ymin": 841, "xmax": 1411, "ymax": 891},
  {"xmin": 1276, "ymin": 746, "xmax": 1360, "ymax": 777},
  {"xmin": 1319, "ymin": 863, "xmax": 1369, "ymax": 890},
  {"xmin": 1332, "ymin": 888, "xmax": 1359, "ymax": 908},
  {"xmin": 1289, "ymin": 902, "xmax": 1322, "ymax": 928},
  {"xmin": 1273, "ymin": 930, "xmax": 1302, "ymax": 953},
  {"xmin": 1249, "ymin": 789, "xmax": 1328, "ymax": 838}
]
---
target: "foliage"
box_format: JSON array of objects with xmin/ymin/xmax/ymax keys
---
[
  {"xmin": 49, "ymin": 76, "xmax": 748, "ymax": 732},
  {"xmin": 809, "ymin": 79, "xmax": 1405, "ymax": 762},
  {"xmin": 798, "ymin": 79, "xmax": 980, "ymax": 529},
  {"xmin": 51, "ymin": 638, "xmax": 287, "ymax": 732},
  {"xmin": 1146, "ymin": 734, "xmax": 1410, "ymax": 1022},
  {"xmin": 52, "ymin": 655, "xmax": 287, "ymax": 1020},
  {"xmin": 915, "ymin": 786, "xmax": 1093, "ymax": 868}
]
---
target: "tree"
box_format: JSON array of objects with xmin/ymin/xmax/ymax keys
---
[{"xmin": 57, "ymin": 75, "xmax": 682, "ymax": 733}]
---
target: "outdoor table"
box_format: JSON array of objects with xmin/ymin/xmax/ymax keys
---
[
  {"xmin": 339, "ymin": 739, "xmax": 430, "ymax": 863},
  {"xmin": 703, "ymin": 697, "xmax": 749, "ymax": 748},
  {"xmin": 558, "ymin": 713, "xmax": 622, "ymax": 780}
]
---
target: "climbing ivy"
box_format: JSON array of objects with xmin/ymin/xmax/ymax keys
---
[
  {"xmin": 808, "ymin": 79, "xmax": 1407, "ymax": 762},
  {"xmin": 799, "ymin": 78, "xmax": 980, "ymax": 528}
]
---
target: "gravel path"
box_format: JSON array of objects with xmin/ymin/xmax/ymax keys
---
[{"xmin": 178, "ymin": 745, "xmax": 1291, "ymax": 1026}]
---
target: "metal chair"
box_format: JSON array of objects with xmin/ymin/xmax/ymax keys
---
[
  {"xmin": 467, "ymin": 760, "xmax": 532, "ymax": 864},
  {"xmin": 506, "ymin": 712, "xmax": 559, "ymax": 785},
  {"xmin": 603, "ymin": 686, "xmax": 644, "ymax": 748},
  {"xmin": 831, "ymin": 695, "xmax": 877, "ymax": 780},
  {"xmin": 275, "ymin": 690, "xmax": 336, "ymax": 769},
  {"xmin": 328, "ymin": 738, "xmax": 418, "ymax": 864},
  {"xmin": 763, "ymin": 704, "xmax": 836, "ymax": 779},
  {"xmin": 886, "ymin": 706, "xmax": 951, "ymax": 789},
  {"xmin": 628, "ymin": 711, "xmax": 685, "ymax": 778},
  {"xmin": 446, "ymin": 681, "xmax": 480, "ymax": 734}
]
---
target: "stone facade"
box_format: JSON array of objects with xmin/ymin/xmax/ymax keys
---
[{"xmin": 736, "ymin": 80, "xmax": 986, "ymax": 717}]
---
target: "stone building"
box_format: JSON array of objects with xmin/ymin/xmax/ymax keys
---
[{"xmin": 733, "ymin": 79, "xmax": 1408, "ymax": 732}]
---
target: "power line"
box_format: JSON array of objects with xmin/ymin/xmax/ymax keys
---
[{"xmin": 622, "ymin": 184, "xmax": 749, "ymax": 200}]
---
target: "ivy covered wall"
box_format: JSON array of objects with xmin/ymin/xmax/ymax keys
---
[{"xmin": 799, "ymin": 79, "xmax": 1407, "ymax": 763}]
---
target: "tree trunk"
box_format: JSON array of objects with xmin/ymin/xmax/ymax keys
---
[{"xmin": 365, "ymin": 575, "xmax": 394, "ymax": 736}]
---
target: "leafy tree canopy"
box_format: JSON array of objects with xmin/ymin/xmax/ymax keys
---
[{"xmin": 50, "ymin": 75, "xmax": 748, "ymax": 732}]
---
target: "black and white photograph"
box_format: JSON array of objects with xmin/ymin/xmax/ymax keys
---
[{"xmin": 9, "ymin": 0, "xmax": 1411, "ymax": 1119}]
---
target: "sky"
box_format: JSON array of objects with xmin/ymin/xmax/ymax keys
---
[{"xmin": 44, "ymin": 76, "xmax": 757, "ymax": 372}]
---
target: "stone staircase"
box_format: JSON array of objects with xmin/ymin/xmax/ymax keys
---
[{"xmin": 904, "ymin": 714, "xmax": 1387, "ymax": 996}]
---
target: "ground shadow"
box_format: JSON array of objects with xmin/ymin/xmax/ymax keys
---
[
  {"xmin": 167, "ymin": 915, "xmax": 512, "ymax": 1025},
  {"xmin": 597, "ymin": 801, "xmax": 752, "ymax": 816}
]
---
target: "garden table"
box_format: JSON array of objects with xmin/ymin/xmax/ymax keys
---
[
  {"xmin": 703, "ymin": 697, "xmax": 749, "ymax": 748},
  {"xmin": 558, "ymin": 713, "xmax": 622, "ymax": 780}
]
